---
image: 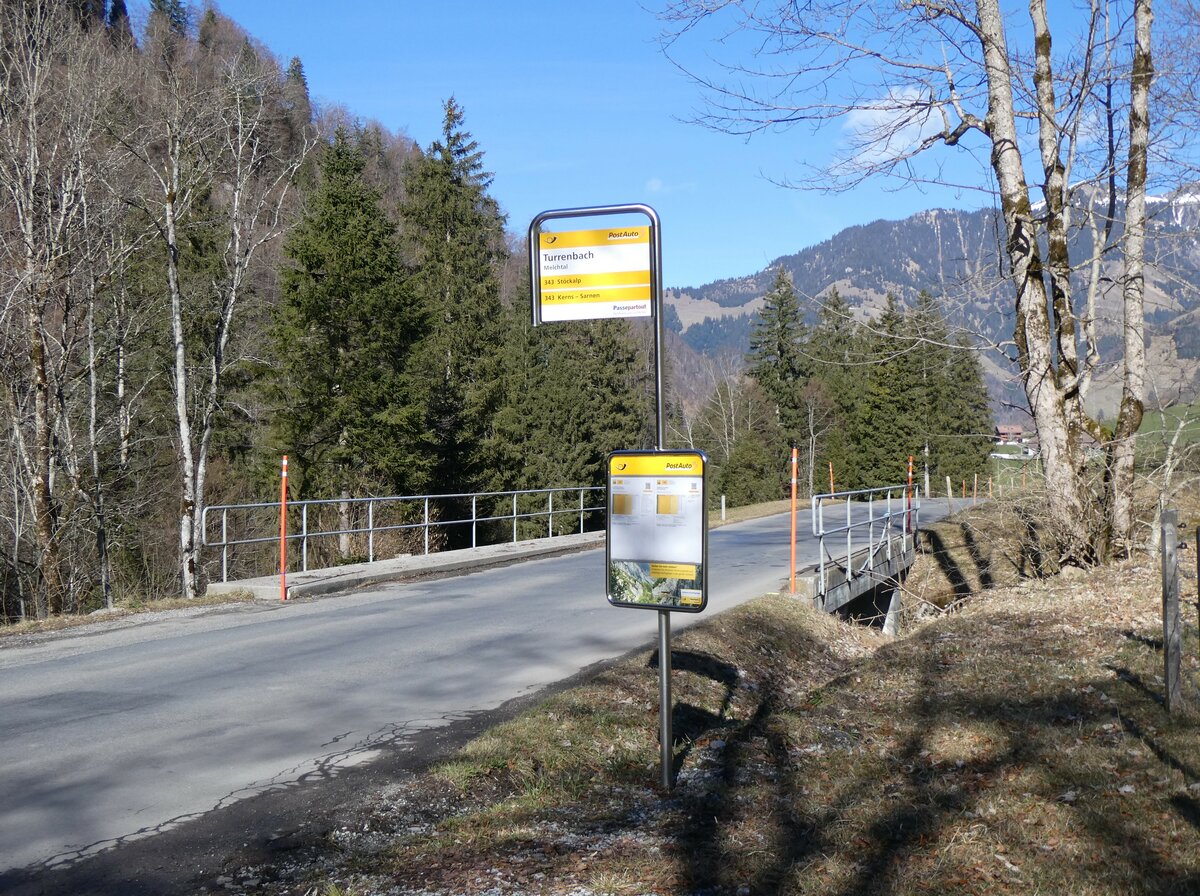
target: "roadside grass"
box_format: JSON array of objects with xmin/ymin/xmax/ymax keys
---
[
  {"xmin": 712, "ymin": 498, "xmax": 793, "ymax": 527},
  {"xmin": 0, "ymin": 589, "xmax": 256, "ymax": 639},
  {"xmin": 905, "ymin": 491, "xmax": 1063, "ymax": 610},
  {"xmin": 279, "ymin": 495, "xmax": 1200, "ymax": 896}
]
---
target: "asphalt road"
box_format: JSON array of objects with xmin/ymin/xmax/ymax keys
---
[{"xmin": 0, "ymin": 499, "xmax": 968, "ymax": 891}]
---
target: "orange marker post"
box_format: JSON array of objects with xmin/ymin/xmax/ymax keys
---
[
  {"xmin": 828, "ymin": 461, "xmax": 835, "ymax": 495},
  {"xmin": 280, "ymin": 455, "xmax": 288, "ymax": 603},
  {"xmin": 790, "ymin": 447, "xmax": 798, "ymax": 594}
]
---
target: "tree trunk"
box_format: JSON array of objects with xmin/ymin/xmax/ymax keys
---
[
  {"xmin": 28, "ymin": 290, "xmax": 66, "ymax": 617},
  {"xmin": 165, "ymin": 170, "xmax": 201, "ymax": 600},
  {"xmin": 978, "ymin": 0, "xmax": 1092, "ymax": 564},
  {"xmin": 87, "ymin": 289, "xmax": 113, "ymax": 610},
  {"xmin": 1105, "ymin": 0, "xmax": 1152, "ymax": 557}
]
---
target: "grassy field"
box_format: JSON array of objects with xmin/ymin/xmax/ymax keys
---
[
  {"xmin": 225, "ymin": 492, "xmax": 1200, "ymax": 896},
  {"xmin": 985, "ymin": 399, "xmax": 1200, "ymax": 495},
  {"xmin": 1139, "ymin": 401, "xmax": 1200, "ymax": 454}
]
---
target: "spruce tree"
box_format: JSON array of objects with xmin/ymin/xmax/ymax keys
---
[
  {"xmin": 69, "ymin": 0, "xmax": 106, "ymax": 29},
  {"xmin": 717, "ymin": 427, "xmax": 782, "ymax": 506},
  {"xmin": 905, "ymin": 291, "xmax": 952, "ymax": 492},
  {"xmin": 489, "ymin": 296, "xmax": 651, "ymax": 535},
  {"xmin": 272, "ymin": 130, "xmax": 422, "ymax": 498},
  {"xmin": 197, "ymin": 8, "xmax": 217, "ymax": 47},
  {"xmin": 149, "ymin": 0, "xmax": 188, "ymax": 35},
  {"xmin": 930, "ymin": 335, "xmax": 994, "ymax": 483},
  {"xmin": 746, "ymin": 268, "xmax": 806, "ymax": 439},
  {"xmin": 851, "ymin": 295, "xmax": 919, "ymax": 488},
  {"xmin": 803, "ymin": 287, "xmax": 860, "ymax": 488},
  {"xmin": 281, "ymin": 57, "xmax": 314, "ymax": 153},
  {"xmin": 105, "ymin": 0, "xmax": 135, "ymax": 46},
  {"xmin": 401, "ymin": 97, "xmax": 507, "ymax": 501}
]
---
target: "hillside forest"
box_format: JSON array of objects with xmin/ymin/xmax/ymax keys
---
[{"xmin": 0, "ymin": 1, "xmax": 993, "ymax": 621}]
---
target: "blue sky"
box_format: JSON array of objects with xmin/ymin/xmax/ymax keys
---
[{"xmin": 207, "ymin": 1, "xmax": 987, "ymax": 289}]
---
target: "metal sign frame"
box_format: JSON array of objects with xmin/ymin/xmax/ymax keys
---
[
  {"xmin": 528, "ymin": 203, "xmax": 679, "ymax": 790},
  {"xmin": 529, "ymin": 204, "xmax": 661, "ymax": 324},
  {"xmin": 529, "ymin": 205, "xmax": 667, "ymax": 450}
]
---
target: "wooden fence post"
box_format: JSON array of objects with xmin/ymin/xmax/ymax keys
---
[{"xmin": 1162, "ymin": 509, "xmax": 1183, "ymax": 712}]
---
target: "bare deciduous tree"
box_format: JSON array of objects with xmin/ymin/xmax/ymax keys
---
[
  {"xmin": 0, "ymin": 2, "xmax": 118, "ymax": 615},
  {"xmin": 122, "ymin": 15, "xmax": 313, "ymax": 599},
  {"xmin": 660, "ymin": 0, "xmax": 1160, "ymax": 563}
]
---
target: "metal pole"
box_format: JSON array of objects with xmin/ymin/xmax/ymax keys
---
[
  {"xmin": 548, "ymin": 490, "xmax": 554, "ymax": 538},
  {"xmin": 658, "ymin": 609, "xmax": 672, "ymax": 789},
  {"xmin": 424, "ymin": 498, "xmax": 430, "ymax": 555},
  {"xmin": 885, "ymin": 491, "xmax": 892, "ymax": 560},
  {"xmin": 512, "ymin": 493, "xmax": 517, "ymax": 543},
  {"xmin": 530, "ymin": 204, "xmax": 671, "ymax": 790},
  {"xmin": 302, "ymin": 503, "xmax": 308, "ymax": 572},
  {"xmin": 1163, "ymin": 509, "xmax": 1183, "ymax": 711},
  {"xmin": 789, "ymin": 448, "xmax": 798, "ymax": 593},
  {"xmin": 472, "ymin": 495, "xmax": 477, "ymax": 548},
  {"xmin": 867, "ymin": 492, "xmax": 876, "ymax": 558},
  {"xmin": 221, "ymin": 508, "xmax": 228, "ymax": 583},
  {"xmin": 368, "ymin": 500, "xmax": 375, "ymax": 563},
  {"xmin": 650, "ymin": 208, "xmax": 672, "ymax": 789},
  {"xmin": 845, "ymin": 493, "xmax": 852, "ymax": 575},
  {"xmin": 579, "ymin": 489, "xmax": 584, "ymax": 533},
  {"xmin": 907, "ymin": 456, "xmax": 914, "ymax": 534},
  {"xmin": 279, "ymin": 456, "xmax": 288, "ymax": 603},
  {"xmin": 814, "ymin": 495, "xmax": 828, "ymax": 599}
]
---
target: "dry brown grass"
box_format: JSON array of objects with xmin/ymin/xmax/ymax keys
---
[
  {"xmin": 0, "ymin": 590, "xmax": 255, "ymax": 640},
  {"xmin": 711, "ymin": 499, "xmax": 794, "ymax": 527}
]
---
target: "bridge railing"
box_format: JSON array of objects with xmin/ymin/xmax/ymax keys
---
[
  {"xmin": 203, "ymin": 486, "xmax": 606, "ymax": 583},
  {"xmin": 810, "ymin": 485, "xmax": 918, "ymax": 603}
]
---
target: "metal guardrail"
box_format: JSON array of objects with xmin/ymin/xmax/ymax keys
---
[
  {"xmin": 203, "ymin": 486, "xmax": 606, "ymax": 583},
  {"xmin": 811, "ymin": 485, "xmax": 918, "ymax": 601}
]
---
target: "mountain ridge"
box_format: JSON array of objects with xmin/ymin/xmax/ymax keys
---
[{"xmin": 666, "ymin": 193, "xmax": 1200, "ymax": 420}]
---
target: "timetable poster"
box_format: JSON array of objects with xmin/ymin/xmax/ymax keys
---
[{"xmin": 607, "ymin": 451, "xmax": 707, "ymax": 612}]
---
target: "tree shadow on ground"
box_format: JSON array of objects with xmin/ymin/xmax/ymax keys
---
[
  {"xmin": 660, "ymin": 613, "xmax": 1200, "ymax": 895},
  {"xmin": 648, "ymin": 649, "xmax": 741, "ymax": 778},
  {"xmin": 917, "ymin": 528, "xmax": 973, "ymax": 600},
  {"xmin": 1015, "ymin": 504, "xmax": 1053, "ymax": 576},
  {"xmin": 960, "ymin": 522, "xmax": 995, "ymax": 590}
]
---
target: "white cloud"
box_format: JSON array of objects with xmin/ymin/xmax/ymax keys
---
[
  {"xmin": 644, "ymin": 178, "xmax": 696, "ymax": 195},
  {"xmin": 842, "ymin": 86, "xmax": 943, "ymax": 167}
]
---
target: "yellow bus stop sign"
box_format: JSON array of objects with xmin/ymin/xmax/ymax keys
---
[{"xmin": 536, "ymin": 226, "xmax": 652, "ymax": 322}]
